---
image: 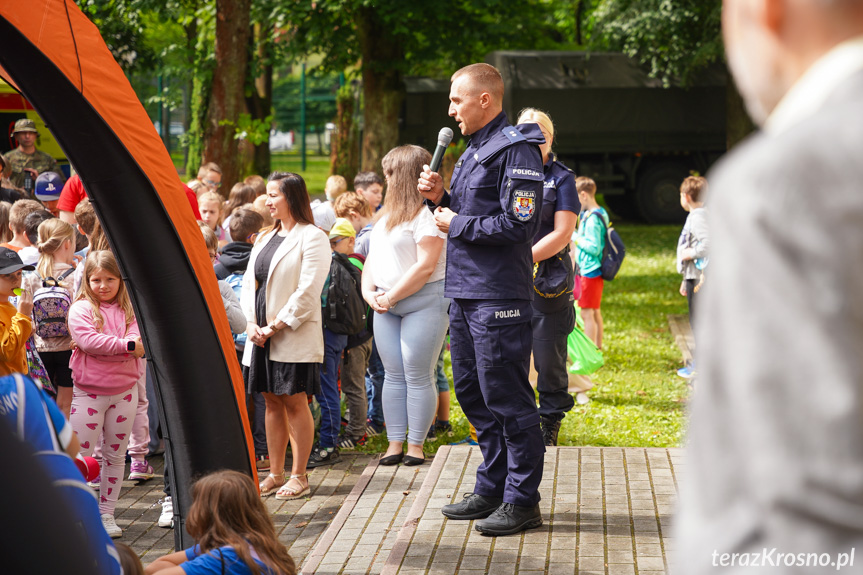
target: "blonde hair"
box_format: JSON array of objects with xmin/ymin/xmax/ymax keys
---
[
  {"xmin": 198, "ymin": 191, "xmax": 224, "ymax": 227},
  {"xmin": 252, "ymin": 195, "xmax": 274, "ymax": 228},
  {"xmin": 77, "ymin": 250, "xmax": 135, "ymax": 332},
  {"xmin": 198, "ymin": 221, "xmax": 218, "ymax": 253},
  {"xmin": 517, "ymin": 108, "xmax": 554, "ymax": 144},
  {"xmin": 680, "ymin": 176, "xmax": 708, "ymax": 202},
  {"xmin": 324, "ymin": 175, "xmax": 348, "ymax": 201},
  {"xmin": 36, "ymin": 219, "xmax": 75, "ymax": 281},
  {"xmin": 333, "ymin": 192, "xmax": 372, "ymax": 219},
  {"xmin": 576, "ymin": 176, "xmax": 597, "ymax": 196},
  {"xmin": 378, "ymin": 145, "xmax": 431, "ymax": 231}
]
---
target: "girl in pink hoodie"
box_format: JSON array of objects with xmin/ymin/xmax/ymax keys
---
[{"xmin": 68, "ymin": 250, "xmax": 145, "ymax": 538}]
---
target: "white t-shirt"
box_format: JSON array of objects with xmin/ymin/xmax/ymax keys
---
[{"xmin": 369, "ymin": 208, "xmax": 446, "ymax": 291}]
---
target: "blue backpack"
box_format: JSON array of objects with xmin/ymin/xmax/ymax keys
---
[
  {"xmin": 588, "ymin": 211, "xmax": 626, "ymax": 281},
  {"xmin": 225, "ymin": 272, "xmax": 247, "ymax": 347}
]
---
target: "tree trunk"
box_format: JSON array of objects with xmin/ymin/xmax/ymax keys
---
[
  {"xmin": 203, "ymin": 0, "xmax": 252, "ymax": 194},
  {"xmin": 725, "ymin": 67, "xmax": 756, "ymax": 150},
  {"xmin": 356, "ymin": 7, "xmax": 404, "ymax": 175},
  {"xmin": 246, "ymin": 21, "xmax": 273, "ymax": 178},
  {"xmin": 331, "ymin": 85, "xmax": 359, "ymax": 185}
]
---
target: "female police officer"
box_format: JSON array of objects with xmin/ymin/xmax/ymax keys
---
[{"xmin": 516, "ymin": 108, "xmax": 580, "ymax": 447}]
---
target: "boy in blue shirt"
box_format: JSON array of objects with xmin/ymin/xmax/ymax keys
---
[{"xmin": 574, "ymin": 177, "xmax": 607, "ymax": 349}]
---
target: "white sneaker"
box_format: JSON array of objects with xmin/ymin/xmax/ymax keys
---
[
  {"xmin": 101, "ymin": 514, "xmax": 122, "ymax": 538},
  {"xmin": 158, "ymin": 496, "xmax": 174, "ymax": 528},
  {"xmin": 576, "ymin": 392, "xmax": 590, "ymax": 405}
]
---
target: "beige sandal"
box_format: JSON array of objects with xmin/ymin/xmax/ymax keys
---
[
  {"xmin": 275, "ymin": 474, "xmax": 310, "ymax": 500},
  {"xmin": 259, "ymin": 472, "xmax": 286, "ymax": 497}
]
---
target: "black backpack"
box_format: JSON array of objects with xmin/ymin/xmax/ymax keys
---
[
  {"xmin": 588, "ymin": 211, "xmax": 626, "ymax": 281},
  {"xmin": 324, "ymin": 252, "xmax": 366, "ymax": 335}
]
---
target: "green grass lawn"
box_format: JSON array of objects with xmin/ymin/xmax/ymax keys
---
[{"xmin": 356, "ymin": 223, "xmax": 690, "ymax": 454}]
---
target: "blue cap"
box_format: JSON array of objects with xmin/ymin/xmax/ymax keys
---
[{"xmin": 35, "ymin": 172, "xmax": 62, "ymax": 201}]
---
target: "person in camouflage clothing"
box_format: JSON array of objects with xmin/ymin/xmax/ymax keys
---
[{"xmin": 3, "ymin": 119, "xmax": 63, "ymax": 193}]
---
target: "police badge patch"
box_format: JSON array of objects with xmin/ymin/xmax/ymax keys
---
[{"xmin": 512, "ymin": 190, "xmax": 536, "ymax": 221}]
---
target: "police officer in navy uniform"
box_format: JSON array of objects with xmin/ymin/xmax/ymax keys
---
[
  {"xmin": 517, "ymin": 108, "xmax": 581, "ymax": 446},
  {"xmin": 419, "ymin": 63, "xmax": 546, "ymax": 536}
]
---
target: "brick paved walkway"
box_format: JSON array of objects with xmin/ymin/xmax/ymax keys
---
[{"xmin": 119, "ymin": 446, "xmax": 681, "ymax": 574}]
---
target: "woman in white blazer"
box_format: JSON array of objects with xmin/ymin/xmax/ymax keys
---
[{"xmin": 241, "ymin": 172, "xmax": 330, "ymax": 500}]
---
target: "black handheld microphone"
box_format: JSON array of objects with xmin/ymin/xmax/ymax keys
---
[{"xmin": 429, "ymin": 127, "xmax": 454, "ymax": 173}]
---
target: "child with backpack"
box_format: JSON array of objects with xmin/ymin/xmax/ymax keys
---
[
  {"xmin": 333, "ymin": 192, "xmax": 386, "ymax": 436},
  {"xmin": 309, "ymin": 218, "xmax": 365, "ymax": 467},
  {"xmin": 574, "ymin": 177, "xmax": 608, "ymax": 349},
  {"xmin": 22, "ymin": 218, "xmax": 76, "ymax": 417},
  {"xmin": 68, "ymin": 250, "xmax": 145, "ymax": 538},
  {"xmin": 328, "ymin": 218, "xmax": 371, "ymax": 449}
]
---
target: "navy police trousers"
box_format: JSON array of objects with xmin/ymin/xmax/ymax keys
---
[{"xmin": 449, "ymin": 298, "xmax": 545, "ymax": 507}]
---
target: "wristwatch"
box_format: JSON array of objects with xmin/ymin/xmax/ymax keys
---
[{"xmin": 267, "ymin": 321, "xmax": 281, "ymax": 332}]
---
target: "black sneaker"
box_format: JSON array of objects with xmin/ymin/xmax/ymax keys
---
[
  {"xmin": 337, "ymin": 432, "xmax": 366, "ymax": 449},
  {"xmin": 441, "ymin": 493, "xmax": 503, "ymax": 520},
  {"xmin": 540, "ymin": 416, "xmax": 561, "ymax": 447},
  {"xmin": 475, "ymin": 502, "xmax": 542, "ymax": 536},
  {"xmin": 307, "ymin": 445, "xmax": 340, "ymax": 468}
]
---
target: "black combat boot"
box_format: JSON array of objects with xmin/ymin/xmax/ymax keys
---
[{"xmin": 541, "ymin": 416, "xmax": 561, "ymax": 446}]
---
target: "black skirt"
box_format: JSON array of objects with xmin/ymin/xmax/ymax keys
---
[{"xmin": 246, "ymin": 232, "xmax": 321, "ymax": 396}]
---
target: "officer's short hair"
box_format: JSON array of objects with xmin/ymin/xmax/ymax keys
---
[
  {"xmin": 576, "ymin": 177, "xmax": 597, "ymax": 197},
  {"xmin": 452, "ymin": 63, "xmax": 504, "ymax": 102},
  {"xmin": 74, "ymin": 198, "xmax": 97, "ymax": 236},
  {"xmin": 353, "ymin": 171, "xmax": 383, "ymax": 192}
]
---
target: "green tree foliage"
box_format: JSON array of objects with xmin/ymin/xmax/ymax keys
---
[
  {"xmin": 586, "ymin": 0, "xmax": 723, "ymax": 87},
  {"xmin": 277, "ymin": 0, "xmax": 572, "ymax": 173},
  {"xmin": 272, "ymin": 74, "xmax": 339, "ymax": 133}
]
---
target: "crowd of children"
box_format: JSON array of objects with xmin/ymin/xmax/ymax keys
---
[{"xmin": 0, "ymin": 141, "xmax": 707, "ymax": 570}]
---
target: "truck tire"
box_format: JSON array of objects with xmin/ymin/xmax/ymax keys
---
[
  {"xmin": 603, "ymin": 193, "xmax": 640, "ymax": 222},
  {"xmin": 636, "ymin": 163, "xmax": 690, "ymax": 224}
]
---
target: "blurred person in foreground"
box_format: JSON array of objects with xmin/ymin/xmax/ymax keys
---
[{"xmin": 675, "ymin": 1, "xmax": 863, "ymax": 573}]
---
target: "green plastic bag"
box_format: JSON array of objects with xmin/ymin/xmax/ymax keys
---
[{"xmin": 567, "ymin": 306, "xmax": 604, "ymax": 375}]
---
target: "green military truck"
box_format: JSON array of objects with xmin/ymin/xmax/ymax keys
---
[{"xmin": 401, "ymin": 51, "xmax": 727, "ymax": 223}]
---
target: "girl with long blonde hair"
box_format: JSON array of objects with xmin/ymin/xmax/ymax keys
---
[{"xmin": 68, "ymin": 250, "xmax": 145, "ymax": 538}]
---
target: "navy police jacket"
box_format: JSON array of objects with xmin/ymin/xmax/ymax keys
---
[{"xmin": 437, "ymin": 112, "xmax": 545, "ymax": 300}]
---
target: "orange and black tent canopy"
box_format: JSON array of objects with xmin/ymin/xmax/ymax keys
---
[{"xmin": 0, "ymin": 0, "xmax": 254, "ymax": 558}]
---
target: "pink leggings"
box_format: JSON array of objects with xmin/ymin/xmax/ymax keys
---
[{"xmin": 70, "ymin": 385, "xmax": 138, "ymax": 515}]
